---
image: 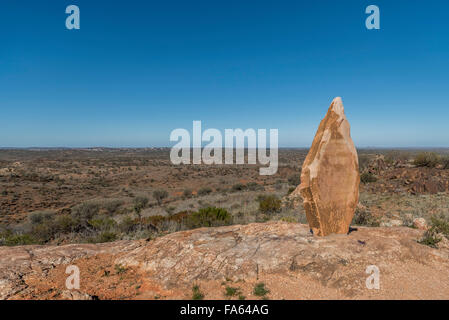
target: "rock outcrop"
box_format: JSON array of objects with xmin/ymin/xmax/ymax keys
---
[
  {"xmin": 1, "ymin": 222, "xmax": 449, "ymax": 300},
  {"xmin": 292, "ymin": 97, "xmax": 359, "ymax": 236}
]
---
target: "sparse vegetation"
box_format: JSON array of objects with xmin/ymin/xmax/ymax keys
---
[
  {"xmin": 429, "ymin": 214, "xmax": 449, "ymax": 239},
  {"xmin": 187, "ymin": 207, "xmax": 232, "ymax": 229},
  {"xmin": 224, "ymin": 286, "xmax": 241, "ymax": 297},
  {"xmin": 253, "ymin": 282, "xmax": 269, "ymax": 297},
  {"xmin": 417, "ymin": 214, "xmax": 449, "ymax": 248},
  {"xmin": 418, "ymin": 229, "xmax": 441, "ymax": 248},
  {"xmin": 287, "ymin": 174, "xmax": 300, "ymax": 186},
  {"xmin": 231, "ymin": 183, "xmax": 246, "ymax": 192},
  {"xmin": 71, "ymin": 202, "xmax": 100, "ymax": 222},
  {"xmin": 192, "ymin": 285, "xmax": 204, "ymax": 300},
  {"xmin": 133, "ymin": 196, "xmax": 149, "ymax": 217},
  {"xmin": 440, "ymin": 156, "xmax": 449, "ymax": 169},
  {"xmin": 258, "ymin": 195, "xmax": 281, "ymax": 214},
  {"xmin": 352, "ymin": 207, "xmax": 380, "ymax": 227},
  {"xmin": 153, "ymin": 189, "xmax": 168, "ymax": 205},
  {"xmin": 197, "ymin": 187, "xmax": 212, "ymax": 196},
  {"xmin": 2, "ymin": 148, "xmax": 449, "ymax": 248},
  {"xmin": 360, "ymin": 172, "xmax": 377, "ymax": 183},
  {"xmin": 413, "ymin": 152, "xmax": 440, "ymax": 168},
  {"xmin": 183, "ymin": 188, "xmax": 192, "ymax": 198},
  {"xmin": 114, "ymin": 264, "xmax": 127, "ymax": 274}
]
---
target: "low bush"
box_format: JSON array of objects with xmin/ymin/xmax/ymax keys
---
[
  {"xmin": 352, "ymin": 207, "xmax": 380, "ymax": 227},
  {"xmin": 153, "ymin": 189, "xmax": 168, "ymax": 205},
  {"xmin": 133, "ymin": 196, "xmax": 149, "ymax": 215},
  {"xmin": 71, "ymin": 202, "xmax": 100, "ymax": 221},
  {"xmin": 103, "ymin": 199, "xmax": 124, "ymax": 215},
  {"xmin": 253, "ymin": 283, "xmax": 269, "ymax": 297},
  {"xmin": 186, "ymin": 207, "xmax": 232, "ymax": 229},
  {"xmin": 231, "ymin": 183, "xmax": 246, "ymax": 192},
  {"xmin": 224, "ymin": 286, "xmax": 241, "ymax": 297},
  {"xmin": 287, "ymin": 175, "xmax": 300, "ymax": 186},
  {"xmin": 29, "ymin": 211, "xmax": 55, "ymax": 225},
  {"xmin": 4, "ymin": 234, "xmax": 35, "ymax": 246},
  {"xmin": 360, "ymin": 172, "xmax": 377, "ymax": 183},
  {"xmin": 183, "ymin": 189, "xmax": 192, "ymax": 198},
  {"xmin": 440, "ymin": 156, "xmax": 449, "ymax": 169},
  {"xmin": 197, "ymin": 187, "xmax": 212, "ymax": 196},
  {"xmin": 418, "ymin": 229, "xmax": 441, "ymax": 248},
  {"xmin": 258, "ymin": 195, "xmax": 281, "ymax": 214},
  {"xmin": 246, "ymin": 182, "xmax": 264, "ymax": 191},
  {"xmin": 89, "ymin": 231, "xmax": 118, "ymax": 243},
  {"xmin": 192, "ymin": 285, "xmax": 204, "ymax": 300},
  {"xmin": 413, "ymin": 152, "xmax": 440, "ymax": 168}
]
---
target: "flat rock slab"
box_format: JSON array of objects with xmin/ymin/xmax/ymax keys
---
[{"xmin": 1, "ymin": 222, "xmax": 449, "ymax": 299}]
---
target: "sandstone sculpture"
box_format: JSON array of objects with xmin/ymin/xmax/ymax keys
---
[{"xmin": 293, "ymin": 97, "xmax": 359, "ymax": 236}]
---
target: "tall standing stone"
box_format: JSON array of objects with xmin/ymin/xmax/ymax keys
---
[{"xmin": 292, "ymin": 97, "xmax": 359, "ymax": 236}]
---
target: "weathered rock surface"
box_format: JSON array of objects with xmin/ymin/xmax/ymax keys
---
[
  {"xmin": 291, "ymin": 97, "xmax": 360, "ymax": 236},
  {"xmin": 0, "ymin": 241, "xmax": 141, "ymax": 300},
  {"xmin": 1, "ymin": 222, "xmax": 449, "ymax": 300}
]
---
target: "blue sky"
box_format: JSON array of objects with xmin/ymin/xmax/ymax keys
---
[{"xmin": 1, "ymin": 0, "xmax": 448, "ymax": 148}]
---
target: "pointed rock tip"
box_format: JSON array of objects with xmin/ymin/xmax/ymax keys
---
[{"xmin": 330, "ymin": 97, "xmax": 344, "ymax": 115}]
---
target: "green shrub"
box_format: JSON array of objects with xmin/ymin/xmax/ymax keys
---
[
  {"xmin": 429, "ymin": 214, "xmax": 449, "ymax": 239},
  {"xmin": 385, "ymin": 151, "xmax": 410, "ymax": 164},
  {"xmin": 413, "ymin": 152, "xmax": 440, "ymax": 168},
  {"xmin": 31, "ymin": 223, "xmax": 55, "ymax": 243},
  {"xmin": 183, "ymin": 189, "xmax": 192, "ymax": 198},
  {"xmin": 29, "ymin": 211, "xmax": 55, "ymax": 225},
  {"xmin": 187, "ymin": 207, "xmax": 232, "ymax": 228},
  {"xmin": 418, "ymin": 229, "xmax": 441, "ymax": 248},
  {"xmin": 352, "ymin": 207, "xmax": 380, "ymax": 227},
  {"xmin": 440, "ymin": 156, "xmax": 449, "ymax": 169},
  {"xmin": 192, "ymin": 285, "xmax": 204, "ymax": 300},
  {"xmin": 253, "ymin": 282, "xmax": 269, "ymax": 297},
  {"xmin": 103, "ymin": 199, "xmax": 124, "ymax": 215},
  {"xmin": 71, "ymin": 202, "xmax": 100, "ymax": 221},
  {"xmin": 114, "ymin": 264, "xmax": 127, "ymax": 274},
  {"xmin": 5, "ymin": 234, "xmax": 35, "ymax": 246},
  {"xmin": 119, "ymin": 216, "xmax": 137, "ymax": 233},
  {"xmin": 90, "ymin": 231, "xmax": 118, "ymax": 243},
  {"xmin": 280, "ymin": 216, "xmax": 297, "ymax": 223},
  {"xmin": 231, "ymin": 183, "xmax": 246, "ymax": 192},
  {"xmin": 246, "ymin": 182, "xmax": 264, "ymax": 191},
  {"xmin": 133, "ymin": 196, "xmax": 149, "ymax": 214},
  {"xmin": 88, "ymin": 217, "xmax": 117, "ymax": 231},
  {"xmin": 224, "ymin": 286, "xmax": 241, "ymax": 297},
  {"xmin": 287, "ymin": 187, "xmax": 295, "ymax": 195},
  {"xmin": 153, "ymin": 189, "xmax": 168, "ymax": 205},
  {"xmin": 258, "ymin": 195, "xmax": 281, "ymax": 214},
  {"xmin": 358, "ymin": 155, "xmax": 371, "ymax": 171},
  {"xmin": 287, "ymin": 175, "xmax": 300, "ymax": 186},
  {"xmin": 53, "ymin": 215, "xmax": 76, "ymax": 234},
  {"xmin": 418, "ymin": 214, "xmax": 449, "ymax": 248},
  {"xmin": 197, "ymin": 187, "xmax": 212, "ymax": 196},
  {"xmin": 360, "ymin": 172, "xmax": 377, "ymax": 183}
]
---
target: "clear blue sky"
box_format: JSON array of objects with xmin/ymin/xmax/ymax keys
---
[{"xmin": 1, "ymin": 0, "xmax": 448, "ymax": 148}]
